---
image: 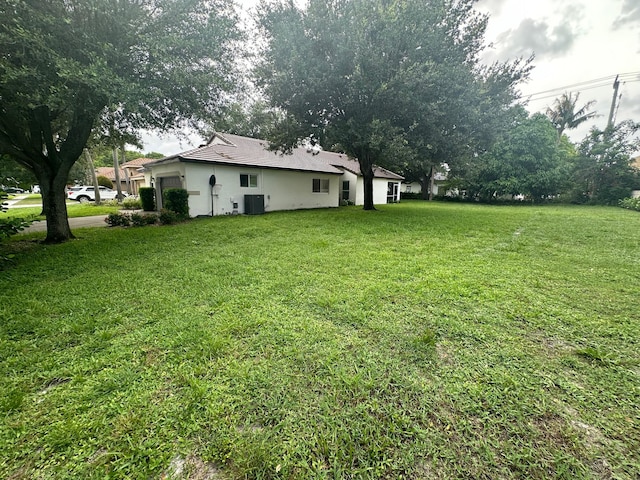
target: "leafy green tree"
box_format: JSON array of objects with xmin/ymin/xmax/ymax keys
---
[
  {"xmin": 546, "ymin": 92, "xmax": 597, "ymax": 142},
  {"xmin": 0, "ymin": 0, "xmax": 241, "ymax": 242},
  {"xmin": 214, "ymin": 101, "xmax": 283, "ymax": 139},
  {"xmin": 0, "ymin": 155, "xmax": 37, "ymax": 190},
  {"xmin": 462, "ymin": 112, "xmax": 572, "ymax": 202},
  {"xmin": 257, "ymin": 0, "xmax": 530, "ymax": 209},
  {"xmin": 573, "ymin": 121, "xmax": 640, "ymax": 204}
]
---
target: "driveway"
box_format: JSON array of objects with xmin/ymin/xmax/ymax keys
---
[
  {"xmin": 3, "ymin": 194, "xmax": 29, "ymax": 208},
  {"xmin": 21, "ymin": 215, "xmax": 109, "ymax": 233}
]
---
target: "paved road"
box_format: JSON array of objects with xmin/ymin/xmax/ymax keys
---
[
  {"xmin": 6, "ymin": 195, "xmax": 147, "ymax": 234},
  {"xmin": 22, "ymin": 215, "xmax": 110, "ymax": 233}
]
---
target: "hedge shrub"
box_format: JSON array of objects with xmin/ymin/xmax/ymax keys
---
[
  {"xmin": 162, "ymin": 188, "xmax": 189, "ymax": 218},
  {"xmin": 619, "ymin": 197, "xmax": 640, "ymax": 212},
  {"xmin": 105, "ymin": 212, "xmax": 131, "ymax": 227},
  {"xmin": 97, "ymin": 175, "xmax": 113, "ymax": 188},
  {"xmin": 105, "ymin": 212, "xmax": 158, "ymax": 227},
  {"xmin": 122, "ymin": 197, "xmax": 142, "ymax": 210},
  {"xmin": 130, "ymin": 213, "xmax": 158, "ymax": 226},
  {"xmin": 140, "ymin": 187, "xmax": 156, "ymax": 211},
  {"xmin": 158, "ymin": 209, "xmax": 180, "ymax": 225}
]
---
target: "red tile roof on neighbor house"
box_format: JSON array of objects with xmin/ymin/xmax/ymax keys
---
[
  {"xmin": 95, "ymin": 166, "xmax": 125, "ymax": 181},
  {"xmin": 121, "ymin": 157, "xmax": 157, "ymax": 168},
  {"xmin": 148, "ymin": 133, "xmax": 404, "ymax": 180},
  {"xmin": 96, "ymin": 158, "xmax": 156, "ymax": 181}
]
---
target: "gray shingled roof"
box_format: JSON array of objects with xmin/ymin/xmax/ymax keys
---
[
  {"xmin": 147, "ymin": 133, "xmax": 404, "ymax": 180},
  {"xmin": 149, "ymin": 133, "xmax": 342, "ymax": 175},
  {"xmin": 324, "ymin": 154, "xmax": 404, "ymax": 180}
]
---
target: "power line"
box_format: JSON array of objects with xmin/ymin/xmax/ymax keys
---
[
  {"xmin": 525, "ymin": 72, "xmax": 640, "ymax": 100},
  {"xmin": 524, "ymin": 77, "xmax": 640, "ymax": 104}
]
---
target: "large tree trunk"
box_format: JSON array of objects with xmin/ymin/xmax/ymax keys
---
[
  {"xmin": 40, "ymin": 171, "xmax": 73, "ymax": 243},
  {"xmin": 428, "ymin": 165, "xmax": 435, "ymax": 201},
  {"xmin": 420, "ymin": 174, "xmax": 429, "ymax": 200},
  {"xmin": 1, "ymin": 96, "xmax": 99, "ymax": 243},
  {"xmin": 360, "ymin": 156, "xmax": 376, "ymax": 211}
]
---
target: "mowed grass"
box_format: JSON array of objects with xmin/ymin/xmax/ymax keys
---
[
  {"xmin": 1, "ymin": 201, "xmax": 638, "ymax": 479},
  {"xmin": 1, "ymin": 201, "xmax": 120, "ymax": 220}
]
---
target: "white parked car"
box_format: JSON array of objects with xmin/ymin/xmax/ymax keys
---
[{"xmin": 67, "ymin": 185, "xmax": 126, "ymax": 202}]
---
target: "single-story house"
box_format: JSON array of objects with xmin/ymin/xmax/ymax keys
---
[
  {"xmin": 95, "ymin": 166, "xmax": 126, "ymax": 192},
  {"xmin": 323, "ymin": 151, "xmax": 404, "ymax": 205},
  {"xmin": 633, "ymin": 156, "xmax": 640, "ymax": 198},
  {"xmin": 143, "ymin": 133, "xmax": 403, "ymax": 217},
  {"xmin": 402, "ymin": 181, "xmax": 422, "ymax": 194},
  {"xmin": 95, "ymin": 158, "xmax": 156, "ymax": 195},
  {"xmin": 402, "ymin": 171, "xmax": 448, "ymax": 196}
]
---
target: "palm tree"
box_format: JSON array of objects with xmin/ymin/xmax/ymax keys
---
[{"xmin": 546, "ymin": 92, "xmax": 597, "ymax": 141}]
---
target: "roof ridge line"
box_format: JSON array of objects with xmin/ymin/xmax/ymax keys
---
[{"xmin": 210, "ymin": 131, "xmax": 237, "ymax": 147}]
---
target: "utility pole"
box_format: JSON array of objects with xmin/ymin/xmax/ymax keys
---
[{"xmin": 607, "ymin": 75, "xmax": 620, "ymax": 129}]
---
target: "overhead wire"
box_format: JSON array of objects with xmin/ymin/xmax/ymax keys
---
[{"xmin": 524, "ymin": 72, "xmax": 640, "ymax": 102}]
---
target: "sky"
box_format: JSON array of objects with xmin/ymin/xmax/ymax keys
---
[{"xmin": 141, "ymin": 0, "xmax": 640, "ymax": 155}]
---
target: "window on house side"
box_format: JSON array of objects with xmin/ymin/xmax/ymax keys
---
[
  {"xmin": 313, "ymin": 178, "xmax": 330, "ymax": 193},
  {"xmin": 240, "ymin": 173, "xmax": 258, "ymax": 188}
]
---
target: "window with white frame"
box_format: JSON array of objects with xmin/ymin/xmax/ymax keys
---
[
  {"xmin": 312, "ymin": 178, "xmax": 330, "ymax": 193},
  {"xmin": 240, "ymin": 173, "xmax": 258, "ymax": 188}
]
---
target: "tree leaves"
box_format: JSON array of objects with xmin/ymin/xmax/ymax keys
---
[
  {"xmin": 0, "ymin": 0, "xmax": 242, "ymax": 241},
  {"xmin": 257, "ymin": 0, "xmax": 530, "ymax": 203}
]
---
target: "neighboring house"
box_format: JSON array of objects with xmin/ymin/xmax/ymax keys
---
[
  {"xmin": 402, "ymin": 171, "xmax": 447, "ymax": 196},
  {"xmin": 402, "ymin": 181, "xmax": 422, "ymax": 194},
  {"xmin": 95, "ymin": 166, "xmax": 127, "ymax": 193},
  {"xmin": 144, "ymin": 133, "xmax": 403, "ymax": 217},
  {"xmin": 121, "ymin": 158, "xmax": 156, "ymax": 195},
  {"xmin": 96, "ymin": 158, "xmax": 156, "ymax": 195},
  {"xmin": 633, "ymin": 156, "xmax": 640, "ymax": 198}
]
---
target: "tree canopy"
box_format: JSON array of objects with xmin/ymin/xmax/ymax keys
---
[
  {"xmin": 0, "ymin": 0, "xmax": 242, "ymax": 241},
  {"xmin": 257, "ymin": 0, "xmax": 530, "ymax": 209},
  {"xmin": 213, "ymin": 101, "xmax": 283, "ymax": 139},
  {"xmin": 573, "ymin": 121, "xmax": 640, "ymax": 204},
  {"xmin": 545, "ymin": 92, "xmax": 597, "ymax": 141},
  {"xmin": 461, "ymin": 111, "xmax": 573, "ymax": 202}
]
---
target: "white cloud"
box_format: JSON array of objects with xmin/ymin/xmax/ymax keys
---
[
  {"xmin": 476, "ymin": 0, "xmax": 508, "ymax": 16},
  {"xmin": 615, "ymin": 0, "xmax": 640, "ymax": 26},
  {"xmin": 495, "ymin": 17, "xmax": 581, "ymax": 59}
]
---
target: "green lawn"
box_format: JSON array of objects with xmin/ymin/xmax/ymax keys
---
[
  {"xmin": 1, "ymin": 202, "xmax": 638, "ymax": 479},
  {"xmin": 1, "ymin": 201, "xmax": 120, "ymax": 220},
  {"xmin": 7, "ymin": 194, "xmax": 45, "ymax": 206}
]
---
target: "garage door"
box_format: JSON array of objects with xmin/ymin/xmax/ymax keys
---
[{"xmin": 160, "ymin": 176, "xmax": 182, "ymax": 193}]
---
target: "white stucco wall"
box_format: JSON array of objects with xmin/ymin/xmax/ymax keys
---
[
  {"xmin": 148, "ymin": 160, "xmax": 401, "ymax": 215},
  {"xmin": 340, "ymin": 170, "xmax": 358, "ymax": 203},
  {"xmin": 353, "ymin": 176, "xmax": 401, "ymax": 205},
  {"xmin": 173, "ymin": 163, "xmax": 341, "ymax": 217},
  {"xmin": 373, "ymin": 178, "xmax": 390, "ymax": 204},
  {"xmin": 402, "ymin": 182, "xmax": 422, "ymax": 193}
]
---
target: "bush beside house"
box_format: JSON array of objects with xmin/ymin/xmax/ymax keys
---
[
  {"xmin": 140, "ymin": 187, "xmax": 156, "ymax": 211},
  {"xmin": 162, "ymin": 188, "xmax": 189, "ymax": 218},
  {"xmin": 97, "ymin": 175, "xmax": 113, "ymax": 188}
]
